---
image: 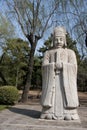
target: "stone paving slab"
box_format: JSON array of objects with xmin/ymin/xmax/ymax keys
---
[
  {"xmin": 0, "ymin": 104, "xmax": 87, "ymax": 130},
  {"xmin": 0, "ymin": 124, "xmax": 87, "ymax": 130}
]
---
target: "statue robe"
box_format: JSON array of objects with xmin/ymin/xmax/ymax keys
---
[{"xmin": 41, "ymin": 48, "xmax": 79, "ymax": 119}]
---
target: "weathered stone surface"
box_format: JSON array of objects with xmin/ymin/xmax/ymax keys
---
[{"xmin": 41, "ymin": 26, "xmax": 79, "ymax": 120}]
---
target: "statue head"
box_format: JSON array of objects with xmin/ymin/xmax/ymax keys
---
[{"xmin": 53, "ymin": 26, "xmax": 67, "ymax": 48}]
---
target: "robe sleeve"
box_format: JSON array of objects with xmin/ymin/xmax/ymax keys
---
[
  {"xmin": 42, "ymin": 51, "xmax": 49, "ymax": 66},
  {"xmin": 63, "ymin": 49, "xmax": 79, "ymax": 108},
  {"xmin": 41, "ymin": 51, "xmax": 55, "ymax": 107}
]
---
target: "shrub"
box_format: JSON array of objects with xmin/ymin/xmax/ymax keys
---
[{"xmin": 0, "ymin": 86, "xmax": 19, "ymax": 105}]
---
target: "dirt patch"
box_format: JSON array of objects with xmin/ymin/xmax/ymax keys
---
[
  {"xmin": 78, "ymin": 92, "xmax": 87, "ymax": 107},
  {"xmin": 19, "ymin": 90, "xmax": 87, "ymax": 106},
  {"xmin": 19, "ymin": 90, "xmax": 41, "ymax": 104}
]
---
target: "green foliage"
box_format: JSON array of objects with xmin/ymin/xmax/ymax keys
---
[
  {"xmin": 0, "ymin": 105, "xmax": 10, "ymax": 111},
  {"xmin": 66, "ymin": 33, "xmax": 81, "ymax": 63},
  {"xmin": 0, "ymin": 38, "xmax": 30, "ymax": 87},
  {"xmin": 66, "ymin": 34, "xmax": 87, "ymax": 92},
  {"xmin": 0, "ymin": 13, "xmax": 14, "ymax": 39},
  {"xmin": 78, "ymin": 58, "xmax": 87, "ymax": 91},
  {"xmin": 38, "ymin": 36, "xmax": 52, "ymax": 56},
  {"xmin": 31, "ymin": 56, "xmax": 42, "ymax": 89},
  {"xmin": 0, "ymin": 86, "xmax": 19, "ymax": 105}
]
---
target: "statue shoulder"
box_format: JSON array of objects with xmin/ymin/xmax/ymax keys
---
[
  {"xmin": 66, "ymin": 48, "xmax": 75, "ymax": 55},
  {"xmin": 44, "ymin": 49, "xmax": 53, "ymax": 55},
  {"xmin": 66, "ymin": 48, "xmax": 76, "ymax": 59},
  {"xmin": 43, "ymin": 50, "xmax": 51, "ymax": 58},
  {"xmin": 44, "ymin": 50, "xmax": 50, "ymax": 55}
]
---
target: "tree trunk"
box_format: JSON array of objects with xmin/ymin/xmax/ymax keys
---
[
  {"xmin": 21, "ymin": 41, "xmax": 36, "ymax": 102},
  {"xmin": 0, "ymin": 72, "xmax": 8, "ymax": 85},
  {"xmin": 15, "ymin": 67, "xmax": 19, "ymax": 87},
  {"xmin": 0, "ymin": 53, "xmax": 8, "ymax": 85}
]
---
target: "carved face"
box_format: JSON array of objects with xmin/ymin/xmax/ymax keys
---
[{"xmin": 54, "ymin": 36, "xmax": 65, "ymax": 47}]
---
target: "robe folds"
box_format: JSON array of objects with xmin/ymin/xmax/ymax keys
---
[
  {"xmin": 63, "ymin": 63, "xmax": 79, "ymax": 108},
  {"xmin": 41, "ymin": 63, "xmax": 55, "ymax": 107},
  {"xmin": 41, "ymin": 48, "xmax": 79, "ymax": 119}
]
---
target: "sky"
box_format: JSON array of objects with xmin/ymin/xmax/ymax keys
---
[
  {"xmin": 0, "ymin": 0, "xmax": 54, "ymax": 55},
  {"xmin": 0, "ymin": 0, "xmax": 87, "ymax": 57},
  {"xmin": 0, "ymin": 1, "xmax": 35, "ymax": 54}
]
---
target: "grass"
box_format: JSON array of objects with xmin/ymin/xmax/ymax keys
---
[{"xmin": 0, "ymin": 105, "xmax": 10, "ymax": 111}]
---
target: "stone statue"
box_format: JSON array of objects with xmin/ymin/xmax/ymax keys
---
[{"xmin": 40, "ymin": 26, "xmax": 79, "ymax": 120}]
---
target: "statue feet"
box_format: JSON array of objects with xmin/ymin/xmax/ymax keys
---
[
  {"xmin": 40, "ymin": 113, "xmax": 79, "ymax": 120},
  {"xmin": 64, "ymin": 115, "xmax": 72, "ymax": 120},
  {"xmin": 40, "ymin": 114, "xmax": 57, "ymax": 120},
  {"xmin": 64, "ymin": 114, "xmax": 79, "ymax": 120}
]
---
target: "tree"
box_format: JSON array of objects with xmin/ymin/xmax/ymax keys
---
[
  {"xmin": 31, "ymin": 55, "xmax": 42, "ymax": 89},
  {"xmin": 77, "ymin": 58, "xmax": 87, "ymax": 92},
  {"xmin": 5, "ymin": 0, "xmax": 64, "ymax": 102},
  {"xmin": 0, "ymin": 13, "xmax": 15, "ymax": 85},
  {"xmin": 0, "ymin": 38, "xmax": 30, "ymax": 87},
  {"xmin": 38, "ymin": 36, "xmax": 52, "ymax": 57},
  {"xmin": 0, "ymin": 13, "xmax": 14, "ymax": 40}
]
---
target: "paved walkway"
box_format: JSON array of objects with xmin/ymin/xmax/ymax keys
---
[{"xmin": 0, "ymin": 102, "xmax": 87, "ymax": 130}]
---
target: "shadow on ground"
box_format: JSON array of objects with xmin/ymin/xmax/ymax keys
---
[{"xmin": 9, "ymin": 107, "xmax": 41, "ymax": 119}]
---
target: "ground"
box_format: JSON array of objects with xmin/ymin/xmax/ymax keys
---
[{"xmin": 0, "ymin": 90, "xmax": 87, "ymax": 130}]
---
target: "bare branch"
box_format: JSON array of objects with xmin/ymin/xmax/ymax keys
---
[
  {"xmin": 0, "ymin": 53, "xmax": 5, "ymax": 63},
  {"xmin": 41, "ymin": 1, "xmax": 59, "ymax": 37},
  {"xmin": 25, "ymin": 10, "xmax": 32, "ymax": 26},
  {"xmin": 13, "ymin": 3, "xmax": 27, "ymax": 37},
  {"xmin": 34, "ymin": 0, "xmax": 42, "ymax": 28}
]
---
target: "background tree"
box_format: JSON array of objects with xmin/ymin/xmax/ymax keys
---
[
  {"xmin": 0, "ymin": 38, "xmax": 30, "ymax": 88},
  {"xmin": 5, "ymin": 0, "xmax": 64, "ymax": 102},
  {"xmin": 31, "ymin": 55, "xmax": 42, "ymax": 89},
  {"xmin": 77, "ymin": 58, "xmax": 87, "ymax": 92},
  {"xmin": 0, "ymin": 13, "xmax": 14, "ymax": 40},
  {"xmin": 0, "ymin": 13, "xmax": 14, "ymax": 85},
  {"xmin": 38, "ymin": 36, "xmax": 52, "ymax": 57}
]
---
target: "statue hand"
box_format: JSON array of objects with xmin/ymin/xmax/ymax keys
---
[{"xmin": 55, "ymin": 62, "xmax": 63, "ymax": 70}]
